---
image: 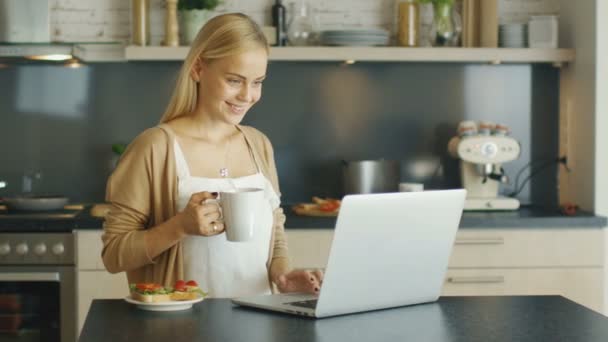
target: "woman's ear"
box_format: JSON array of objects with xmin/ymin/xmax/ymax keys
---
[{"xmin": 190, "ymin": 58, "xmax": 202, "ymax": 82}]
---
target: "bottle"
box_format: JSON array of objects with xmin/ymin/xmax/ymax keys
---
[
  {"xmin": 397, "ymin": 0, "xmax": 419, "ymax": 47},
  {"xmin": 271, "ymin": 0, "xmax": 286, "ymax": 46},
  {"xmin": 163, "ymin": 0, "xmax": 179, "ymax": 47},
  {"xmin": 131, "ymin": 0, "xmax": 150, "ymax": 46}
]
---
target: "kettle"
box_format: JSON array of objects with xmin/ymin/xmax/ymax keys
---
[{"xmin": 342, "ymin": 160, "xmax": 400, "ymax": 194}]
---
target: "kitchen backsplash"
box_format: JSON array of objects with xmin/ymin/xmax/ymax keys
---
[
  {"xmin": 50, "ymin": 0, "xmax": 560, "ymax": 44},
  {"xmin": 0, "ymin": 62, "xmax": 559, "ymax": 206}
]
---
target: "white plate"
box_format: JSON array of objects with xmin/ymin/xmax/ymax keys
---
[{"xmin": 124, "ymin": 296, "xmax": 204, "ymax": 311}]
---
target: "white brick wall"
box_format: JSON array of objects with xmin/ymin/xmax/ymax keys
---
[{"xmin": 50, "ymin": 0, "xmax": 559, "ymax": 43}]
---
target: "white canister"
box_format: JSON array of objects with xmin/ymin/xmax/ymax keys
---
[
  {"xmin": 528, "ymin": 15, "xmax": 558, "ymax": 49},
  {"xmin": 399, "ymin": 182, "xmax": 424, "ymax": 192}
]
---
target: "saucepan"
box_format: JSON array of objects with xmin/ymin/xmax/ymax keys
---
[
  {"xmin": 342, "ymin": 159, "xmax": 400, "ymax": 194},
  {"xmin": 2, "ymin": 194, "xmax": 69, "ymax": 211}
]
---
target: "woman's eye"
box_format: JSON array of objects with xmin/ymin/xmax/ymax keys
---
[
  {"xmin": 228, "ymin": 79, "xmax": 241, "ymax": 84},
  {"xmin": 253, "ymin": 80, "xmax": 263, "ymax": 87}
]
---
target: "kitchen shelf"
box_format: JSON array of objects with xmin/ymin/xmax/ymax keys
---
[{"xmin": 125, "ymin": 46, "xmax": 575, "ymax": 64}]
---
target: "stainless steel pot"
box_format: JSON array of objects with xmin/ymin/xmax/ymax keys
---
[{"xmin": 342, "ymin": 160, "xmax": 400, "ymax": 194}]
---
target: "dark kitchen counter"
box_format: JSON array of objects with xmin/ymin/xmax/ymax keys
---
[
  {"xmin": 283, "ymin": 205, "xmax": 607, "ymax": 229},
  {"xmin": 79, "ymin": 296, "xmax": 608, "ymax": 342},
  {"xmin": 1, "ymin": 205, "xmax": 604, "ymax": 232}
]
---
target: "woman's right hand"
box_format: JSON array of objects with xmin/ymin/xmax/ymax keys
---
[{"xmin": 178, "ymin": 191, "xmax": 225, "ymax": 237}]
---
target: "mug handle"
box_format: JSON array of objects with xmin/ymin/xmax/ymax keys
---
[{"xmin": 202, "ymin": 198, "xmax": 223, "ymax": 220}]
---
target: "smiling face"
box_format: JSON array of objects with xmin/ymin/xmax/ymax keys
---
[{"xmin": 194, "ymin": 48, "xmax": 268, "ymax": 125}]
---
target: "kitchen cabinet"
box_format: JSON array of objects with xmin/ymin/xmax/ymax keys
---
[
  {"xmin": 76, "ymin": 230, "xmax": 129, "ymax": 337},
  {"xmin": 285, "ymin": 228, "xmax": 605, "ymax": 313}
]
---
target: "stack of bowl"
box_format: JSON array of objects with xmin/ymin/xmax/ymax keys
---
[{"xmin": 499, "ymin": 23, "xmax": 528, "ymax": 48}]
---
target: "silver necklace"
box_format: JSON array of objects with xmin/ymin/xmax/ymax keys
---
[{"xmin": 219, "ymin": 135, "xmax": 231, "ymax": 178}]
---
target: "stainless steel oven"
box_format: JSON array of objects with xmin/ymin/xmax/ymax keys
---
[{"xmin": 0, "ymin": 233, "xmax": 76, "ymax": 342}]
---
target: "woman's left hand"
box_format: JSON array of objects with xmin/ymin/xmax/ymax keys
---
[{"xmin": 275, "ymin": 269, "xmax": 324, "ymax": 294}]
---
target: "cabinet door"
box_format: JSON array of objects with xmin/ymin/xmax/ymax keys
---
[
  {"xmin": 285, "ymin": 229, "xmax": 334, "ymax": 269},
  {"xmin": 77, "ymin": 271, "xmax": 128, "ymax": 337},
  {"xmin": 76, "ymin": 230, "xmax": 105, "ymax": 270},
  {"xmin": 442, "ymin": 268, "xmax": 604, "ymax": 313}
]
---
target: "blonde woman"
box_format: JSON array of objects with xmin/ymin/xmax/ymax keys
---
[{"xmin": 102, "ymin": 13, "xmax": 322, "ymax": 297}]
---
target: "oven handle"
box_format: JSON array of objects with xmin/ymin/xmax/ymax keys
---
[{"xmin": 0, "ymin": 272, "xmax": 60, "ymax": 282}]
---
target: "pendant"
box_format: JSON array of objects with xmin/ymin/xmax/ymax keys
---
[{"xmin": 219, "ymin": 167, "xmax": 229, "ymax": 178}]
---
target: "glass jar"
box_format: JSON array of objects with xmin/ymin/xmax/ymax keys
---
[
  {"xmin": 433, "ymin": 1, "xmax": 455, "ymax": 46},
  {"xmin": 396, "ymin": 0, "xmax": 419, "ymax": 47},
  {"xmin": 287, "ymin": 1, "xmax": 315, "ymax": 46},
  {"xmin": 431, "ymin": 1, "xmax": 462, "ymax": 46}
]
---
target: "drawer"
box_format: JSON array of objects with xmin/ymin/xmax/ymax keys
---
[
  {"xmin": 442, "ymin": 267, "xmax": 604, "ymax": 313},
  {"xmin": 449, "ymin": 228, "xmax": 604, "ymax": 268},
  {"xmin": 76, "ymin": 230, "xmax": 105, "ymax": 270}
]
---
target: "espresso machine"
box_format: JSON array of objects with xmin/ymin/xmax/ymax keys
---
[{"xmin": 448, "ymin": 121, "xmax": 521, "ymax": 211}]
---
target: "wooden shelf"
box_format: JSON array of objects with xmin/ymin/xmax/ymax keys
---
[{"xmin": 125, "ymin": 46, "xmax": 575, "ymax": 64}]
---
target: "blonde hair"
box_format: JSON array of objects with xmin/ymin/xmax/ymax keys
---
[{"xmin": 159, "ymin": 13, "xmax": 269, "ymax": 123}]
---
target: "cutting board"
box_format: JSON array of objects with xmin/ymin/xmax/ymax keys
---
[{"xmin": 292, "ymin": 203, "xmax": 338, "ymax": 217}]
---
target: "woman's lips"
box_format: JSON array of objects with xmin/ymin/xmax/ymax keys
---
[{"xmin": 227, "ymin": 102, "xmax": 246, "ymax": 115}]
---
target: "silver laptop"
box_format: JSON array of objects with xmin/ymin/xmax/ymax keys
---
[{"xmin": 232, "ymin": 189, "xmax": 466, "ymax": 318}]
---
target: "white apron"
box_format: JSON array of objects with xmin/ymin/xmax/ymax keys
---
[{"xmin": 174, "ymin": 139, "xmax": 280, "ymax": 298}]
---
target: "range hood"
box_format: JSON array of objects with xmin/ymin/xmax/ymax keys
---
[
  {"xmin": 0, "ymin": 0, "xmax": 125, "ymax": 62},
  {"xmin": 0, "ymin": 44, "xmax": 73, "ymax": 61},
  {"xmin": 0, "ymin": 43, "xmax": 126, "ymax": 62}
]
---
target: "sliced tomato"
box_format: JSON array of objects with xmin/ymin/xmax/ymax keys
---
[
  {"xmin": 319, "ymin": 202, "xmax": 339, "ymax": 212},
  {"xmin": 186, "ymin": 280, "xmax": 198, "ymax": 287},
  {"xmin": 135, "ymin": 283, "xmax": 162, "ymax": 291},
  {"xmin": 174, "ymin": 280, "xmax": 186, "ymax": 291}
]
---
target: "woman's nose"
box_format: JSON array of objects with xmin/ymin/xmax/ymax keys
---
[{"xmin": 237, "ymin": 85, "xmax": 253, "ymax": 102}]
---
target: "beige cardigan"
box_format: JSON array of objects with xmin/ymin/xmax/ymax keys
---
[{"xmin": 101, "ymin": 124, "xmax": 290, "ymax": 288}]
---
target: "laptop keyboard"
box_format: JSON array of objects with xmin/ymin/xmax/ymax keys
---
[{"xmin": 285, "ymin": 299, "xmax": 318, "ymax": 309}]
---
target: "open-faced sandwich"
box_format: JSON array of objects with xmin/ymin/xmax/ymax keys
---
[
  {"xmin": 129, "ymin": 280, "xmax": 207, "ymax": 303},
  {"xmin": 170, "ymin": 280, "xmax": 207, "ymax": 301},
  {"xmin": 129, "ymin": 283, "xmax": 172, "ymax": 303}
]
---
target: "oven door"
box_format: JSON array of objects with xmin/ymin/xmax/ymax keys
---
[{"xmin": 0, "ymin": 267, "xmax": 75, "ymax": 342}]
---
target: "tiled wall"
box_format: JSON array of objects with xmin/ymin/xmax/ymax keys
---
[
  {"xmin": 50, "ymin": 0, "xmax": 560, "ymax": 44},
  {"xmin": 0, "ymin": 0, "xmax": 563, "ymax": 205}
]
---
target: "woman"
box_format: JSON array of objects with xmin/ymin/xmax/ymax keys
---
[{"xmin": 102, "ymin": 13, "xmax": 322, "ymax": 297}]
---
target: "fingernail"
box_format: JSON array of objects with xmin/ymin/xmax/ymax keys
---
[
  {"xmin": 310, "ymin": 277, "xmax": 314, "ymax": 282},
  {"xmin": 314, "ymin": 287, "xmax": 319, "ymax": 292},
  {"xmin": 211, "ymin": 192, "xmax": 218, "ymax": 196}
]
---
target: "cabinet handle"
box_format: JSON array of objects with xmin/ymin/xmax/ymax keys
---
[
  {"xmin": 455, "ymin": 237, "xmax": 504, "ymax": 245},
  {"xmin": 447, "ymin": 276, "xmax": 505, "ymax": 284},
  {"xmin": 0, "ymin": 272, "xmax": 60, "ymax": 282}
]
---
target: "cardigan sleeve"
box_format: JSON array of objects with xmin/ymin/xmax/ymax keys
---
[
  {"xmin": 101, "ymin": 128, "xmax": 164, "ymax": 274},
  {"xmin": 259, "ymin": 133, "xmax": 290, "ymax": 261}
]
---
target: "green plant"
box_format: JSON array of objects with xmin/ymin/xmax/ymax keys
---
[
  {"xmin": 112, "ymin": 143, "xmax": 127, "ymax": 156},
  {"xmin": 417, "ymin": 0, "xmax": 453, "ymax": 5},
  {"xmin": 178, "ymin": 0, "xmax": 221, "ymax": 11}
]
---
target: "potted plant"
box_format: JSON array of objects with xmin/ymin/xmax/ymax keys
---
[{"xmin": 178, "ymin": 0, "xmax": 222, "ymax": 45}]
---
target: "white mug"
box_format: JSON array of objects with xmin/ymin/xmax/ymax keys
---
[
  {"xmin": 218, "ymin": 187, "xmax": 264, "ymax": 242},
  {"xmin": 399, "ymin": 182, "xmax": 424, "ymax": 192}
]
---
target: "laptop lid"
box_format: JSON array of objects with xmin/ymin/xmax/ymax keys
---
[{"xmin": 314, "ymin": 189, "xmax": 466, "ymax": 317}]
